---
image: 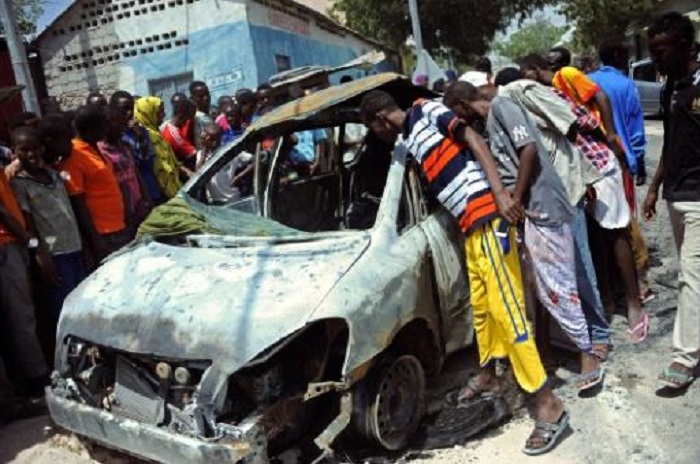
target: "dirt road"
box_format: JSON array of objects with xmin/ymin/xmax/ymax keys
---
[{"xmin": 1, "ymin": 121, "xmax": 699, "ymax": 464}]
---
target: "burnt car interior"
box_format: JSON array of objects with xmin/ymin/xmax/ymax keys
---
[{"xmin": 186, "ymin": 80, "xmax": 435, "ymax": 237}]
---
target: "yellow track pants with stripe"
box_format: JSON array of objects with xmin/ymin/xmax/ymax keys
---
[{"xmin": 466, "ymin": 219, "xmax": 547, "ymax": 393}]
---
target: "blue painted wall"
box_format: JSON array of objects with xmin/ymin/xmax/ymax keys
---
[
  {"xmin": 124, "ymin": 20, "xmax": 259, "ymax": 100},
  {"xmin": 122, "ymin": 20, "xmax": 396, "ymax": 102},
  {"xmin": 249, "ymin": 25, "xmax": 361, "ymax": 84}
]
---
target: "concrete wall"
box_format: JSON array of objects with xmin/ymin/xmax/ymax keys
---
[
  {"xmin": 38, "ymin": 0, "xmax": 384, "ymax": 108},
  {"xmin": 246, "ymin": 0, "xmax": 381, "ymax": 84}
]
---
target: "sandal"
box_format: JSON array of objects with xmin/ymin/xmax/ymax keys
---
[
  {"xmin": 575, "ymin": 366, "xmax": 605, "ymax": 393},
  {"xmin": 444, "ymin": 377, "xmax": 499, "ymax": 407},
  {"xmin": 659, "ymin": 366, "xmax": 695, "ymax": 389},
  {"xmin": 592, "ymin": 344, "xmax": 609, "ymax": 362},
  {"xmin": 522, "ymin": 410, "xmax": 570, "ymax": 456},
  {"xmin": 641, "ymin": 288, "xmax": 656, "ymax": 305},
  {"xmin": 628, "ymin": 313, "xmax": 650, "ymax": 343}
]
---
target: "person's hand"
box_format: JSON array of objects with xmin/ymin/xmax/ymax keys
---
[
  {"xmin": 4, "ymin": 158, "xmax": 22, "ymax": 179},
  {"xmin": 181, "ymin": 166, "xmax": 195, "ymax": 178},
  {"xmin": 495, "ymin": 190, "xmax": 525, "ymax": 224},
  {"xmin": 643, "ymin": 189, "xmax": 658, "ymax": 221},
  {"xmin": 585, "ymin": 184, "xmax": 597, "ymax": 202},
  {"xmin": 35, "ymin": 247, "xmax": 61, "ymax": 287}
]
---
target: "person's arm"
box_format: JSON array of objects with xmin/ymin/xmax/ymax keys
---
[
  {"xmin": 592, "ymin": 90, "xmax": 628, "ymax": 167},
  {"xmin": 643, "ymin": 153, "xmax": 665, "ymax": 221},
  {"xmin": 512, "ymin": 142, "xmax": 538, "ymax": 207},
  {"xmin": 0, "ymin": 202, "xmax": 30, "ymax": 243},
  {"xmin": 21, "ymin": 210, "xmax": 61, "ymax": 286},
  {"xmin": 69, "ymin": 194, "xmax": 108, "ymax": 261},
  {"xmin": 627, "ymin": 86, "xmax": 647, "ymax": 170},
  {"xmin": 462, "ymin": 127, "xmax": 524, "ymax": 224}
]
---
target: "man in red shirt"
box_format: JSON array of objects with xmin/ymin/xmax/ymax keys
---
[{"xmin": 161, "ymin": 99, "xmax": 197, "ymax": 170}]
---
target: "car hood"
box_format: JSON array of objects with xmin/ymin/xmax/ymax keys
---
[{"xmin": 58, "ymin": 234, "xmax": 370, "ymax": 373}]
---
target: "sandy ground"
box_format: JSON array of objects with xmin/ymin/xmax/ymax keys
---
[{"xmin": 1, "ymin": 121, "xmax": 699, "ymax": 464}]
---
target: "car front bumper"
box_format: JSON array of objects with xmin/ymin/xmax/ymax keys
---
[{"xmin": 46, "ymin": 387, "xmax": 266, "ymax": 464}]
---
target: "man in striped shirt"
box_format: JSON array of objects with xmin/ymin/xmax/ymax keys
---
[{"xmin": 359, "ymin": 90, "xmax": 568, "ymax": 456}]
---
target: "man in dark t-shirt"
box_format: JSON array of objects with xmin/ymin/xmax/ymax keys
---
[{"xmin": 643, "ymin": 12, "xmax": 700, "ymax": 389}]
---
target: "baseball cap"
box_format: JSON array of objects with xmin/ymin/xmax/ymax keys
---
[{"xmin": 459, "ymin": 71, "xmax": 489, "ymax": 87}]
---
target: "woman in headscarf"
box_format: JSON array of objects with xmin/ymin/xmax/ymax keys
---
[{"xmin": 134, "ymin": 96, "xmax": 191, "ymax": 199}]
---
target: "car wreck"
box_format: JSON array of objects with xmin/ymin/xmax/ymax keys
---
[{"xmin": 46, "ymin": 73, "xmax": 475, "ymax": 463}]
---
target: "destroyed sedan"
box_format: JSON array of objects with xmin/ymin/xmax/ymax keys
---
[{"xmin": 46, "ymin": 74, "xmax": 474, "ymax": 463}]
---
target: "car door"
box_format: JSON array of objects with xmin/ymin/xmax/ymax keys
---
[{"xmin": 407, "ymin": 164, "xmax": 472, "ymax": 353}]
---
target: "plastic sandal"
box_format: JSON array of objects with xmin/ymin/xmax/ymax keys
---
[
  {"xmin": 576, "ymin": 366, "xmax": 605, "ymax": 393},
  {"xmin": 628, "ymin": 313, "xmax": 650, "ymax": 343},
  {"xmin": 659, "ymin": 366, "xmax": 695, "ymax": 389},
  {"xmin": 444, "ymin": 377, "xmax": 498, "ymax": 407},
  {"xmin": 522, "ymin": 410, "xmax": 570, "ymax": 456}
]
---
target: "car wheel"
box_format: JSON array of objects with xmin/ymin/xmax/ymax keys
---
[{"xmin": 352, "ymin": 354, "xmax": 426, "ymax": 451}]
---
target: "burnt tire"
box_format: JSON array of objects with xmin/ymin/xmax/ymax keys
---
[{"xmin": 352, "ymin": 354, "xmax": 426, "ymax": 451}]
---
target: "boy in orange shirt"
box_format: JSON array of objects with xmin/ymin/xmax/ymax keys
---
[{"xmin": 59, "ymin": 105, "xmax": 128, "ymax": 264}]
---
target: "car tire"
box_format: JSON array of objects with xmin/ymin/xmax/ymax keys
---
[{"xmin": 351, "ymin": 354, "xmax": 426, "ymax": 451}]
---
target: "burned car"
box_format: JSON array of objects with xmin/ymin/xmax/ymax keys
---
[{"xmin": 47, "ymin": 74, "xmax": 474, "ymax": 463}]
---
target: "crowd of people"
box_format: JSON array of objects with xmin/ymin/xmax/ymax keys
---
[
  {"xmin": 0, "ymin": 79, "xmax": 277, "ymax": 423},
  {"xmin": 359, "ymin": 11, "xmax": 697, "ymax": 455}
]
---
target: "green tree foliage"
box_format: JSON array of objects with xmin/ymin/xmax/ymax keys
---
[
  {"xmin": 492, "ymin": 17, "xmax": 567, "ymax": 60},
  {"xmin": 330, "ymin": 0, "xmax": 551, "ymax": 62},
  {"xmin": 0, "ymin": 0, "xmax": 45, "ymax": 36},
  {"xmin": 559, "ymin": 0, "xmax": 656, "ymax": 49}
]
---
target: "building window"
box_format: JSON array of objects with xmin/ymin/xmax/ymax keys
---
[{"xmin": 275, "ymin": 54, "xmax": 291, "ymax": 73}]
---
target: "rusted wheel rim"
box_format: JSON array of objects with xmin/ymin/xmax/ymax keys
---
[{"xmin": 370, "ymin": 355, "xmax": 425, "ymax": 450}]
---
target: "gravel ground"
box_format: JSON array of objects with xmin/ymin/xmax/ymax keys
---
[{"xmin": 1, "ymin": 120, "xmax": 699, "ymax": 464}]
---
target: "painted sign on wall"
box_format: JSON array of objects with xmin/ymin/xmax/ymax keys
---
[{"xmin": 206, "ymin": 65, "xmax": 244, "ymax": 92}]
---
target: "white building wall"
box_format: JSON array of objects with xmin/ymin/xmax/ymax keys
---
[{"xmin": 39, "ymin": 0, "xmax": 250, "ymax": 108}]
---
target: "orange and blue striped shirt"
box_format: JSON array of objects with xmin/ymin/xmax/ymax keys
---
[{"xmin": 402, "ymin": 99, "xmax": 499, "ymax": 234}]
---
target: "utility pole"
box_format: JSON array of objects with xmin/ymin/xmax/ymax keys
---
[
  {"xmin": 0, "ymin": 0, "xmax": 41, "ymax": 114},
  {"xmin": 408, "ymin": 0, "xmax": 424, "ymax": 58}
]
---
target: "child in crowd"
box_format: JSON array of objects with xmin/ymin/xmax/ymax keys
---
[
  {"xmin": 99, "ymin": 106, "xmax": 153, "ymax": 237},
  {"xmin": 10, "ymin": 126, "xmax": 86, "ymax": 351},
  {"xmin": 217, "ymin": 102, "xmax": 246, "ymax": 145},
  {"xmin": 59, "ymin": 105, "xmax": 128, "ymax": 263},
  {"xmin": 0, "ymin": 158, "xmax": 48, "ymax": 398}
]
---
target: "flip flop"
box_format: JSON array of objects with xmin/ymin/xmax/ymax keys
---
[
  {"xmin": 576, "ymin": 366, "xmax": 605, "ymax": 393},
  {"xmin": 592, "ymin": 344, "xmax": 610, "ymax": 362},
  {"xmin": 659, "ymin": 366, "xmax": 695, "ymax": 389},
  {"xmin": 444, "ymin": 377, "xmax": 498, "ymax": 407},
  {"xmin": 641, "ymin": 289, "xmax": 656, "ymax": 305},
  {"xmin": 522, "ymin": 410, "xmax": 570, "ymax": 456},
  {"xmin": 628, "ymin": 313, "xmax": 650, "ymax": 343}
]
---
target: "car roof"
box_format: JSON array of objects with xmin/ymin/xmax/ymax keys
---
[{"xmin": 248, "ymin": 72, "xmax": 436, "ymax": 136}]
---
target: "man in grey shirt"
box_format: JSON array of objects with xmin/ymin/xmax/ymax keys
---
[{"xmin": 445, "ymin": 81, "xmax": 604, "ymax": 395}]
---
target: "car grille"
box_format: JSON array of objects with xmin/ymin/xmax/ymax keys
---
[{"xmin": 112, "ymin": 356, "xmax": 165, "ymax": 425}]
